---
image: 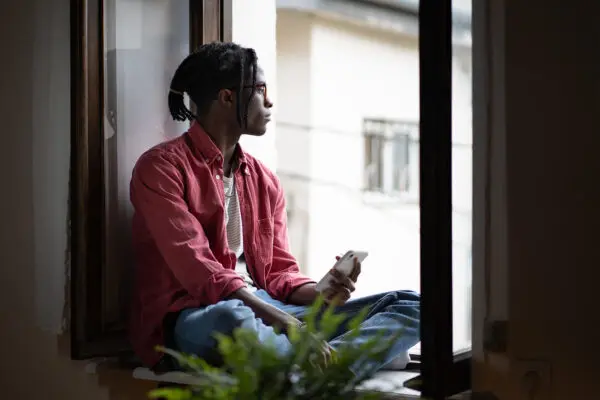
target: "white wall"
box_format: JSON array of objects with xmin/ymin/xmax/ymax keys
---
[
  {"xmin": 306, "ymin": 17, "xmax": 422, "ymax": 297},
  {"xmin": 233, "ymin": 0, "xmax": 278, "ymax": 171},
  {"xmin": 275, "ymin": 12, "xmax": 314, "ymax": 266}
]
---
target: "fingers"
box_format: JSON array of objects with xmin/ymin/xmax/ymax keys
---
[
  {"xmin": 321, "ymin": 342, "xmax": 332, "ymax": 366},
  {"xmin": 308, "ymin": 336, "xmax": 333, "ymax": 368},
  {"xmin": 349, "ymin": 257, "xmax": 362, "ymax": 282},
  {"xmin": 329, "ymin": 268, "xmax": 356, "ymax": 292},
  {"xmin": 325, "ymin": 254, "xmax": 360, "ymax": 306},
  {"xmin": 310, "ymin": 346, "xmax": 332, "ymax": 368},
  {"xmin": 322, "ymin": 287, "xmax": 350, "ymax": 306},
  {"xmin": 319, "ymin": 340, "xmax": 334, "ymax": 366},
  {"xmin": 331, "ymin": 283, "xmax": 351, "ymax": 299}
]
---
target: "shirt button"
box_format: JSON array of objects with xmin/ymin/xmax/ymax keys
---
[{"xmin": 215, "ymin": 174, "xmax": 221, "ymax": 180}]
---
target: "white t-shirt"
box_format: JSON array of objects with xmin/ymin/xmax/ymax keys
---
[{"xmin": 222, "ymin": 174, "xmax": 256, "ymax": 291}]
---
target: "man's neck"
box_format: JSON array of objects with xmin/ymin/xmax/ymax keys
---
[
  {"xmin": 221, "ymin": 142, "xmax": 238, "ymax": 177},
  {"xmin": 197, "ymin": 119, "xmax": 241, "ymax": 177}
]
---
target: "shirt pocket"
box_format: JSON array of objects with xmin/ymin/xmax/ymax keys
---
[{"xmin": 254, "ymin": 217, "xmax": 274, "ymax": 265}]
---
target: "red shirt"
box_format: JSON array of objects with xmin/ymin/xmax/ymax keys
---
[{"xmin": 129, "ymin": 122, "xmax": 315, "ymax": 367}]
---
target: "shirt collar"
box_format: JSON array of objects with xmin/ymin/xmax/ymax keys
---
[{"xmin": 187, "ymin": 121, "xmax": 248, "ymax": 172}]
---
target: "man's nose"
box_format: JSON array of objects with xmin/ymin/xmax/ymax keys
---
[{"xmin": 265, "ymin": 96, "xmax": 274, "ymax": 108}]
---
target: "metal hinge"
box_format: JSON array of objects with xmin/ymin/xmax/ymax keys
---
[{"xmin": 483, "ymin": 319, "xmax": 508, "ymax": 353}]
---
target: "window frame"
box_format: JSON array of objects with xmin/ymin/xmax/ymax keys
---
[
  {"xmin": 362, "ymin": 118, "xmax": 417, "ymax": 197},
  {"xmin": 70, "ymin": 1, "xmax": 473, "ymax": 396},
  {"xmin": 69, "ymin": 0, "xmax": 231, "ymax": 360},
  {"xmin": 418, "ymin": 0, "xmax": 472, "ymax": 397}
]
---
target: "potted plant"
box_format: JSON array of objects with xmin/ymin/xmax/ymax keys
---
[{"xmin": 148, "ymin": 297, "xmax": 404, "ymax": 400}]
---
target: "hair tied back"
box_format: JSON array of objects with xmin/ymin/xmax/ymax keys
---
[{"xmin": 168, "ymin": 87, "xmax": 195, "ymax": 122}]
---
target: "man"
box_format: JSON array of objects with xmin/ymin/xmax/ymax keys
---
[{"xmin": 129, "ymin": 42, "xmax": 420, "ymax": 374}]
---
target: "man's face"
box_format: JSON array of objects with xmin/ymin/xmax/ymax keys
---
[{"xmin": 241, "ymin": 66, "xmax": 273, "ymax": 136}]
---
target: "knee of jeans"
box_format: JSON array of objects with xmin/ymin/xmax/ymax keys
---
[
  {"xmin": 207, "ymin": 301, "xmax": 251, "ymax": 336},
  {"xmin": 391, "ymin": 290, "xmax": 421, "ymax": 302},
  {"xmin": 385, "ymin": 300, "xmax": 421, "ymax": 324}
]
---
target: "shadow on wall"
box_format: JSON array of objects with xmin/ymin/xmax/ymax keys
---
[{"xmin": 0, "ymin": 0, "xmax": 155, "ymax": 399}]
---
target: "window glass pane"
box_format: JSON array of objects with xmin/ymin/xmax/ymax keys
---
[
  {"xmin": 276, "ymin": 1, "xmax": 473, "ymax": 357},
  {"xmin": 102, "ymin": 0, "xmax": 189, "ymax": 324},
  {"xmin": 276, "ymin": 8, "xmax": 421, "ymax": 318},
  {"xmin": 451, "ymin": 0, "xmax": 473, "ymax": 353}
]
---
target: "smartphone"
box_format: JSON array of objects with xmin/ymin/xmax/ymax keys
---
[{"xmin": 315, "ymin": 250, "xmax": 369, "ymax": 293}]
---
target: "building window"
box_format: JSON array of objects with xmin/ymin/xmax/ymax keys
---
[{"xmin": 363, "ymin": 118, "xmax": 417, "ymax": 196}]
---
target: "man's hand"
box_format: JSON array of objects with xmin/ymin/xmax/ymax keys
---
[
  {"xmin": 312, "ymin": 339, "xmax": 336, "ymax": 367},
  {"xmin": 322, "ymin": 256, "xmax": 361, "ymax": 306},
  {"xmin": 299, "ymin": 326, "xmax": 336, "ymax": 367}
]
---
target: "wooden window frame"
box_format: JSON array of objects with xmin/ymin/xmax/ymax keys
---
[{"xmin": 70, "ymin": 0, "xmax": 231, "ymax": 359}]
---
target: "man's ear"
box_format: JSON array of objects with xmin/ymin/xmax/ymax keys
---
[{"xmin": 217, "ymin": 89, "xmax": 235, "ymax": 108}]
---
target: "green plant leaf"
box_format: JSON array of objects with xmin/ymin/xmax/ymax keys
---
[{"xmin": 149, "ymin": 297, "xmax": 401, "ymax": 400}]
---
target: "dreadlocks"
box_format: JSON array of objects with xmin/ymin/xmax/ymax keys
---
[{"xmin": 167, "ymin": 42, "xmax": 258, "ymax": 128}]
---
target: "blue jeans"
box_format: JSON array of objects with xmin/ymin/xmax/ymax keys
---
[{"xmin": 172, "ymin": 289, "xmax": 420, "ymax": 374}]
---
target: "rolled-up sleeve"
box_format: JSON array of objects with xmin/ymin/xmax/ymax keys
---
[{"xmin": 130, "ymin": 151, "xmax": 246, "ymax": 305}]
